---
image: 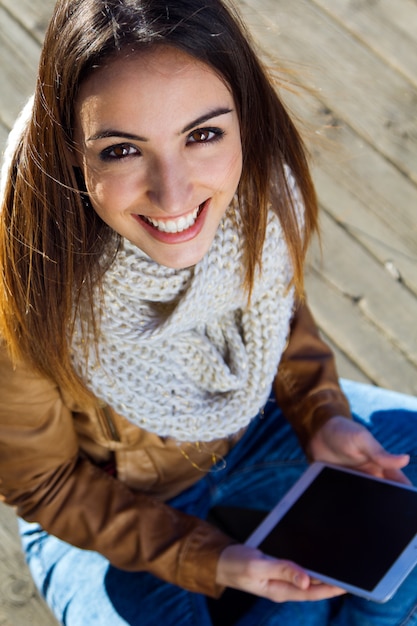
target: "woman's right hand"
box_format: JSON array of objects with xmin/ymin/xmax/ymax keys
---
[{"xmin": 216, "ymin": 544, "xmax": 346, "ymax": 602}]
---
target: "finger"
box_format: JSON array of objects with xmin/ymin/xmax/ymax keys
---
[
  {"xmin": 354, "ymin": 455, "xmax": 411, "ymax": 485},
  {"xmin": 262, "ymin": 558, "xmax": 310, "ymax": 590},
  {"xmin": 262, "ymin": 560, "xmax": 345, "ymax": 600},
  {"xmin": 356, "ymin": 433, "xmax": 410, "ymax": 471},
  {"xmin": 382, "ymin": 466, "xmax": 412, "ymax": 486},
  {"xmin": 266, "ymin": 579, "xmax": 346, "ymax": 603},
  {"xmin": 371, "ymin": 452, "xmax": 410, "ymax": 469},
  {"xmin": 297, "ymin": 583, "xmax": 346, "ymax": 601}
]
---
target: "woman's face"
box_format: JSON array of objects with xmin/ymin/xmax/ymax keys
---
[{"xmin": 74, "ymin": 46, "xmax": 243, "ymax": 268}]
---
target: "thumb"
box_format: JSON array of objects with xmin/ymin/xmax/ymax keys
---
[
  {"xmin": 357, "ymin": 430, "xmax": 410, "ymax": 469},
  {"xmin": 262, "ymin": 557, "xmax": 310, "ymax": 590},
  {"xmin": 371, "ymin": 450, "xmax": 410, "ymax": 468}
]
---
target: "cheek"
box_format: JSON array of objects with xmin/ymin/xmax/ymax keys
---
[
  {"xmin": 224, "ymin": 136, "xmax": 243, "ymax": 179},
  {"xmin": 84, "ymin": 170, "xmax": 134, "ymax": 214},
  {"xmin": 205, "ymin": 146, "xmax": 243, "ymax": 192},
  {"xmin": 231, "ymin": 148, "xmax": 243, "ymax": 181},
  {"xmin": 223, "ymin": 148, "xmax": 243, "ymax": 191}
]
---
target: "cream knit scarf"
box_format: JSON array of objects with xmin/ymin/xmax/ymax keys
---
[{"xmin": 72, "ymin": 205, "xmax": 295, "ymax": 442}]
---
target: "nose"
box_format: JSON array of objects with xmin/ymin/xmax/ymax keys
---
[{"xmin": 146, "ymin": 155, "xmax": 195, "ymax": 215}]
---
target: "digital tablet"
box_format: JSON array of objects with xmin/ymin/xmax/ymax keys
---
[{"xmin": 245, "ymin": 462, "xmax": 417, "ymax": 602}]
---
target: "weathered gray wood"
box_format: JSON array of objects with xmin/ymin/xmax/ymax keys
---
[
  {"xmin": 1, "ymin": 0, "xmax": 54, "ymax": 44},
  {"xmin": 310, "ymin": 210, "xmax": 417, "ymax": 366},
  {"xmin": 306, "ymin": 269, "xmax": 417, "ymax": 393},
  {"xmin": 0, "ymin": 504, "xmax": 59, "ymax": 625},
  {"xmin": 312, "ymin": 0, "xmax": 417, "ymax": 87},
  {"xmin": 0, "ymin": 7, "xmax": 39, "ymax": 129},
  {"xmin": 241, "ymin": 0, "xmax": 417, "ymax": 184},
  {"xmin": 282, "ymin": 87, "xmax": 417, "ymax": 297},
  {"xmin": 0, "ymin": 122, "xmax": 8, "ymax": 155},
  {"xmin": 318, "ymin": 329, "xmax": 372, "ymax": 385}
]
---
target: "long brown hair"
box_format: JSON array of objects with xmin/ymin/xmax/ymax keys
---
[{"xmin": 0, "ymin": 0, "xmax": 318, "ymax": 401}]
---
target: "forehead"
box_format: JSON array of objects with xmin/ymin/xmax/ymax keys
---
[{"xmin": 75, "ymin": 46, "xmax": 234, "ymax": 130}]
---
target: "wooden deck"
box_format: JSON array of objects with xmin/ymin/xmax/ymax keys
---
[{"xmin": 0, "ymin": 0, "xmax": 416, "ymax": 623}]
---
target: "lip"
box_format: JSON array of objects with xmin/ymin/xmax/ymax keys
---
[{"xmin": 132, "ymin": 200, "xmax": 209, "ymax": 244}]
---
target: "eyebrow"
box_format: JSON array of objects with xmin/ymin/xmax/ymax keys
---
[
  {"xmin": 181, "ymin": 107, "xmax": 233, "ymax": 133},
  {"xmin": 87, "ymin": 107, "xmax": 233, "ymax": 142}
]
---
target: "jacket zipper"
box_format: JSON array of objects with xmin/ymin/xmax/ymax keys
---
[{"xmin": 100, "ymin": 405, "xmax": 121, "ymax": 442}]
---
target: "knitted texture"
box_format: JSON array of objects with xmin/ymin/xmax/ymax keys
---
[{"xmin": 72, "ymin": 205, "xmax": 295, "ymax": 442}]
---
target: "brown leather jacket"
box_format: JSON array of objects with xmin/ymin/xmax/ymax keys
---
[{"xmin": 0, "ymin": 301, "xmax": 350, "ymax": 597}]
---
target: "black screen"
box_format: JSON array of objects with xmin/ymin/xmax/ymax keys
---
[{"xmin": 259, "ymin": 467, "xmax": 417, "ymax": 591}]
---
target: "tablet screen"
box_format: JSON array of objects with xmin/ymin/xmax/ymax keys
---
[{"xmin": 258, "ymin": 466, "xmax": 417, "ymax": 591}]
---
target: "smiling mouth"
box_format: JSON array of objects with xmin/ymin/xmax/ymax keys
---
[{"xmin": 140, "ymin": 203, "xmax": 205, "ymax": 234}]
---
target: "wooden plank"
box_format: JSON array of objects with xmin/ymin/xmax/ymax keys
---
[
  {"xmin": 318, "ymin": 329, "xmax": 372, "ymax": 385},
  {"xmin": 0, "ymin": 7, "xmax": 40, "ymax": 129},
  {"xmin": 312, "ymin": 0, "xmax": 417, "ymax": 87},
  {"xmin": 308, "ymin": 210, "xmax": 417, "ymax": 374},
  {"xmin": 306, "ymin": 270, "xmax": 417, "ymax": 394},
  {"xmin": 280, "ymin": 87, "xmax": 417, "ymax": 297},
  {"xmin": 311, "ymin": 210, "xmax": 417, "ymax": 367},
  {"xmin": 0, "ymin": 121, "xmax": 8, "ymax": 156},
  {"xmin": 312, "ymin": 165, "xmax": 417, "ymax": 297},
  {"xmin": 1, "ymin": 0, "xmax": 54, "ymax": 44},
  {"xmin": 306, "ymin": 96, "xmax": 417, "ymax": 251},
  {"xmin": 0, "ymin": 504, "xmax": 59, "ymax": 625},
  {"xmin": 241, "ymin": 0, "xmax": 417, "ymax": 185}
]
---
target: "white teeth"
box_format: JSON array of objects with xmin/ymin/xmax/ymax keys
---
[{"xmin": 144, "ymin": 206, "xmax": 201, "ymax": 233}]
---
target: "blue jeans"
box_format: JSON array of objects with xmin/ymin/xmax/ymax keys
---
[{"xmin": 19, "ymin": 380, "xmax": 417, "ymax": 625}]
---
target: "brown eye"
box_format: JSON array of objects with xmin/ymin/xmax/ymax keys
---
[
  {"xmin": 189, "ymin": 129, "xmax": 212, "ymax": 142},
  {"xmin": 100, "ymin": 144, "xmax": 139, "ymax": 161},
  {"xmin": 187, "ymin": 128, "xmax": 224, "ymax": 145},
  {"xmin": 113, "ymin": 145, "xmax": 132, "ymax": 157}
]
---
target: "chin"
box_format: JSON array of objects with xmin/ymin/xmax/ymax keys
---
[{"xmin": 155, "ymin": 253, "xmax": 205, "ymax": 270}]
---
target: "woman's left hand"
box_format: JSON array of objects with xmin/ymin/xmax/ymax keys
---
[{"xmin": 308, "ymin": 416, "xmax": 410, "ymax": 485}]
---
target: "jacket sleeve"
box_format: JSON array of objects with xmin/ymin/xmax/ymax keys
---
[
  {"xmin": 0, "ymin": 345, "xmax": 233, "ymax": 598},
  {"xmin": 274, "ymin": 299, "xmax": 351, "ymax": 450}
]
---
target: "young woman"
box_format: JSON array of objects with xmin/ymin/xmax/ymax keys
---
[{"xmin": 1, "ymin": 0, "xmax": 417, "ymax": 624}]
